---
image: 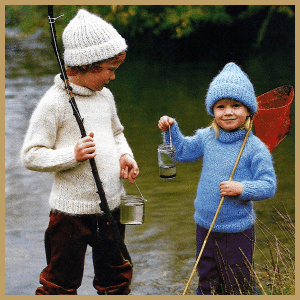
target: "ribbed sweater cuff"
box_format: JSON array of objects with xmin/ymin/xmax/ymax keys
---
[
  {"xmin": 42, "ymin": 146, "xmax": 79, "ymax": 172},
  {"xmin": 58, "ymin": 147, "xmax": 79, "ymax": 169},
  {"xmin": 239, "ymin": 182, "xmax": 256, "ymax": 201}
]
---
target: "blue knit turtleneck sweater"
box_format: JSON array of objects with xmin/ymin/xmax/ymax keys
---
[{"xmin": 166, "ymin": 121, "xmax": 277, "ymax": 233}]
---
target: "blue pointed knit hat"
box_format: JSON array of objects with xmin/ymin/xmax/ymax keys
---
[{"xmin": 205, "ymin": 62, "xmax": 257, "ymax": 116}]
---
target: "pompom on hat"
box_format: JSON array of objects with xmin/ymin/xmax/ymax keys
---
[
  {"xmin": 62, "ymin": 9, "xmax": 128, "ymax": 67},
  {"xmin": 205, "ymin": 62, "xmax": 257, "ymax": 116}
]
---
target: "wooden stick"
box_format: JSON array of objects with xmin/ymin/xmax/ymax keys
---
[{"xmin": 182, "ymin": 120, "xmax": 253, "ymax": 295}]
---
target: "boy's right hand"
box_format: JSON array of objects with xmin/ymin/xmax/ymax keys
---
[
  {"xmin": 158, "ymin": 115, "xmax": 175, "ymax": 131},
  {"xmin": 74, "ymin": 132, "xmax": 96, "ymax": 162}
]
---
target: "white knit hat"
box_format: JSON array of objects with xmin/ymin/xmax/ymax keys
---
[{"xmin": 62, "ymin": 9, "xmax": 128, "ymax": 67}]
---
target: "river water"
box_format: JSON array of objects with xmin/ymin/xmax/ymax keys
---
[{"xmin": 5, "ymin": 28, "xmax": 295, "ymax": 295}]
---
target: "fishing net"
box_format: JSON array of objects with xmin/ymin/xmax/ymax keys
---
[{"xmin": 253, "ymin": 85, "xmax": 294, "ymax": 152}]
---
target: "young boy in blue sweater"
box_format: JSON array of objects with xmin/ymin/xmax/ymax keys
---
[{"xmin": 158, "ymin": 62, "xmax": 277, "ymax": 295}]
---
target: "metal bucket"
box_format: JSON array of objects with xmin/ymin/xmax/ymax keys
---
[{"xmin": 120, "ymin": 195, "xmax": 145, "ymax": 225}]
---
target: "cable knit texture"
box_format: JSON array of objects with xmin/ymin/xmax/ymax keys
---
[
  {"xmin": 21, "ymin": 74, "xmax": 133, "ymax": 215},
  {"xmin": 62, "ymin": 9, "xmax": 128, "ymax": 67},
  {"xmin": 165, "ymin": 121, "xmax": 277, "ymax": 233}
]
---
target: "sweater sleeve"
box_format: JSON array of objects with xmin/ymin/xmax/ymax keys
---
[
  {"xmin": 165, "ymin": 121, "xmax": 205, "ymax": 162},
  {"xmin": 21, "ymin": 90, "xmax": 79, "ymax": 172},
  {"xmin": 239, "ymin": 141, "xmax": 277, "ymax": 201}
]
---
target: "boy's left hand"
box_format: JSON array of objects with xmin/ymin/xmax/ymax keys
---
[
  {"xmin": 220, "ymin": 181, "xmax": 243, "ymax": 197},
  {"xmin": 120, "ymin": 154, "xmax": 139, "ymax": 183}
]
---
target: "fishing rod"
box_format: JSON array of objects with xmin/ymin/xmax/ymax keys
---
[{"xmin": 47, "ymin": 5, "xmax": 132, "ymax": 265}]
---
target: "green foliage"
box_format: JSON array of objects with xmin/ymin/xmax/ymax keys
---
[{"xmin": 5, "ymin": 5, "xmax": 294, "ymax": 42}]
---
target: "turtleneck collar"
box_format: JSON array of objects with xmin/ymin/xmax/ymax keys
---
[
  {"xmin": 218, "ymin": 128, "xmax": 249, "ymax": 143},
  {"xmin": 54, "ymin": 74, "xmax": 96, "ymax": 97}
]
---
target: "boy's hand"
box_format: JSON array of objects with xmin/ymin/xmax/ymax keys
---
[
  {"xmin": 74, "ymin": 132, "xmax": 96, "ymax": 162},
  {"xmin": 220, "ymin": 181, "xmax": 243, "ymax": 197},
  {"xmin": 158, "ymin": 115, "xmax": 175, "ymax": 131},
  {"xmin": 120, "ymin": 154, "xmax": 139, "ymax": 183}
]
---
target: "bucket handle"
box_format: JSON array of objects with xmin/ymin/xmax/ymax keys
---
[
  {"xmin": 163, "ymin": 126, "xmax": 173, "ymax": 147},
  {"xmin": 134, "ymin": 181, "xmax": 147, "ymax": 201}
]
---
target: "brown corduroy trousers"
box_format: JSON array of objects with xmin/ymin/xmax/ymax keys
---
[{"xmin": 36, "ymin": 208, "xmax": 132, "ymax": 295}]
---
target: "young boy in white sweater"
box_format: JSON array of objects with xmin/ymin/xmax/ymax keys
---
[{"xmin": 21, "ymin": 9, "xmax": 139, "ymax": 295}]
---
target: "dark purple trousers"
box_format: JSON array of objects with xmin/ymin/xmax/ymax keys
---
[
  {"xmin": 36, "ymin": 208, "xmax": 132, "ymax": 295},
  {"xmin": 196, "ymin": 225, "xmax": 256, "ymax": 295}
]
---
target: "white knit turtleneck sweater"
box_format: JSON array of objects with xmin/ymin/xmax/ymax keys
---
[{"xmin": 21, "ymin": 74, "xmax": 133, "ymax": 214}]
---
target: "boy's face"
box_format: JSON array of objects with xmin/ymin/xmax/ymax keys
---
[
  {"xmin": 76, "ymin": 61, "xmax": 122, "ymax": 91},
  {"xmin": 213, "ymin": 98, "xmax": 250, "ymax": 131}
]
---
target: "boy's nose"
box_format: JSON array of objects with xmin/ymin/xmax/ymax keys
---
[
  {"xmin": 224, "ymin": 108, "xmax": 233, "ymax": 115},
  {"xmin": 110, "ymin": 73, "xmax": 116, "ymax": 81}
]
